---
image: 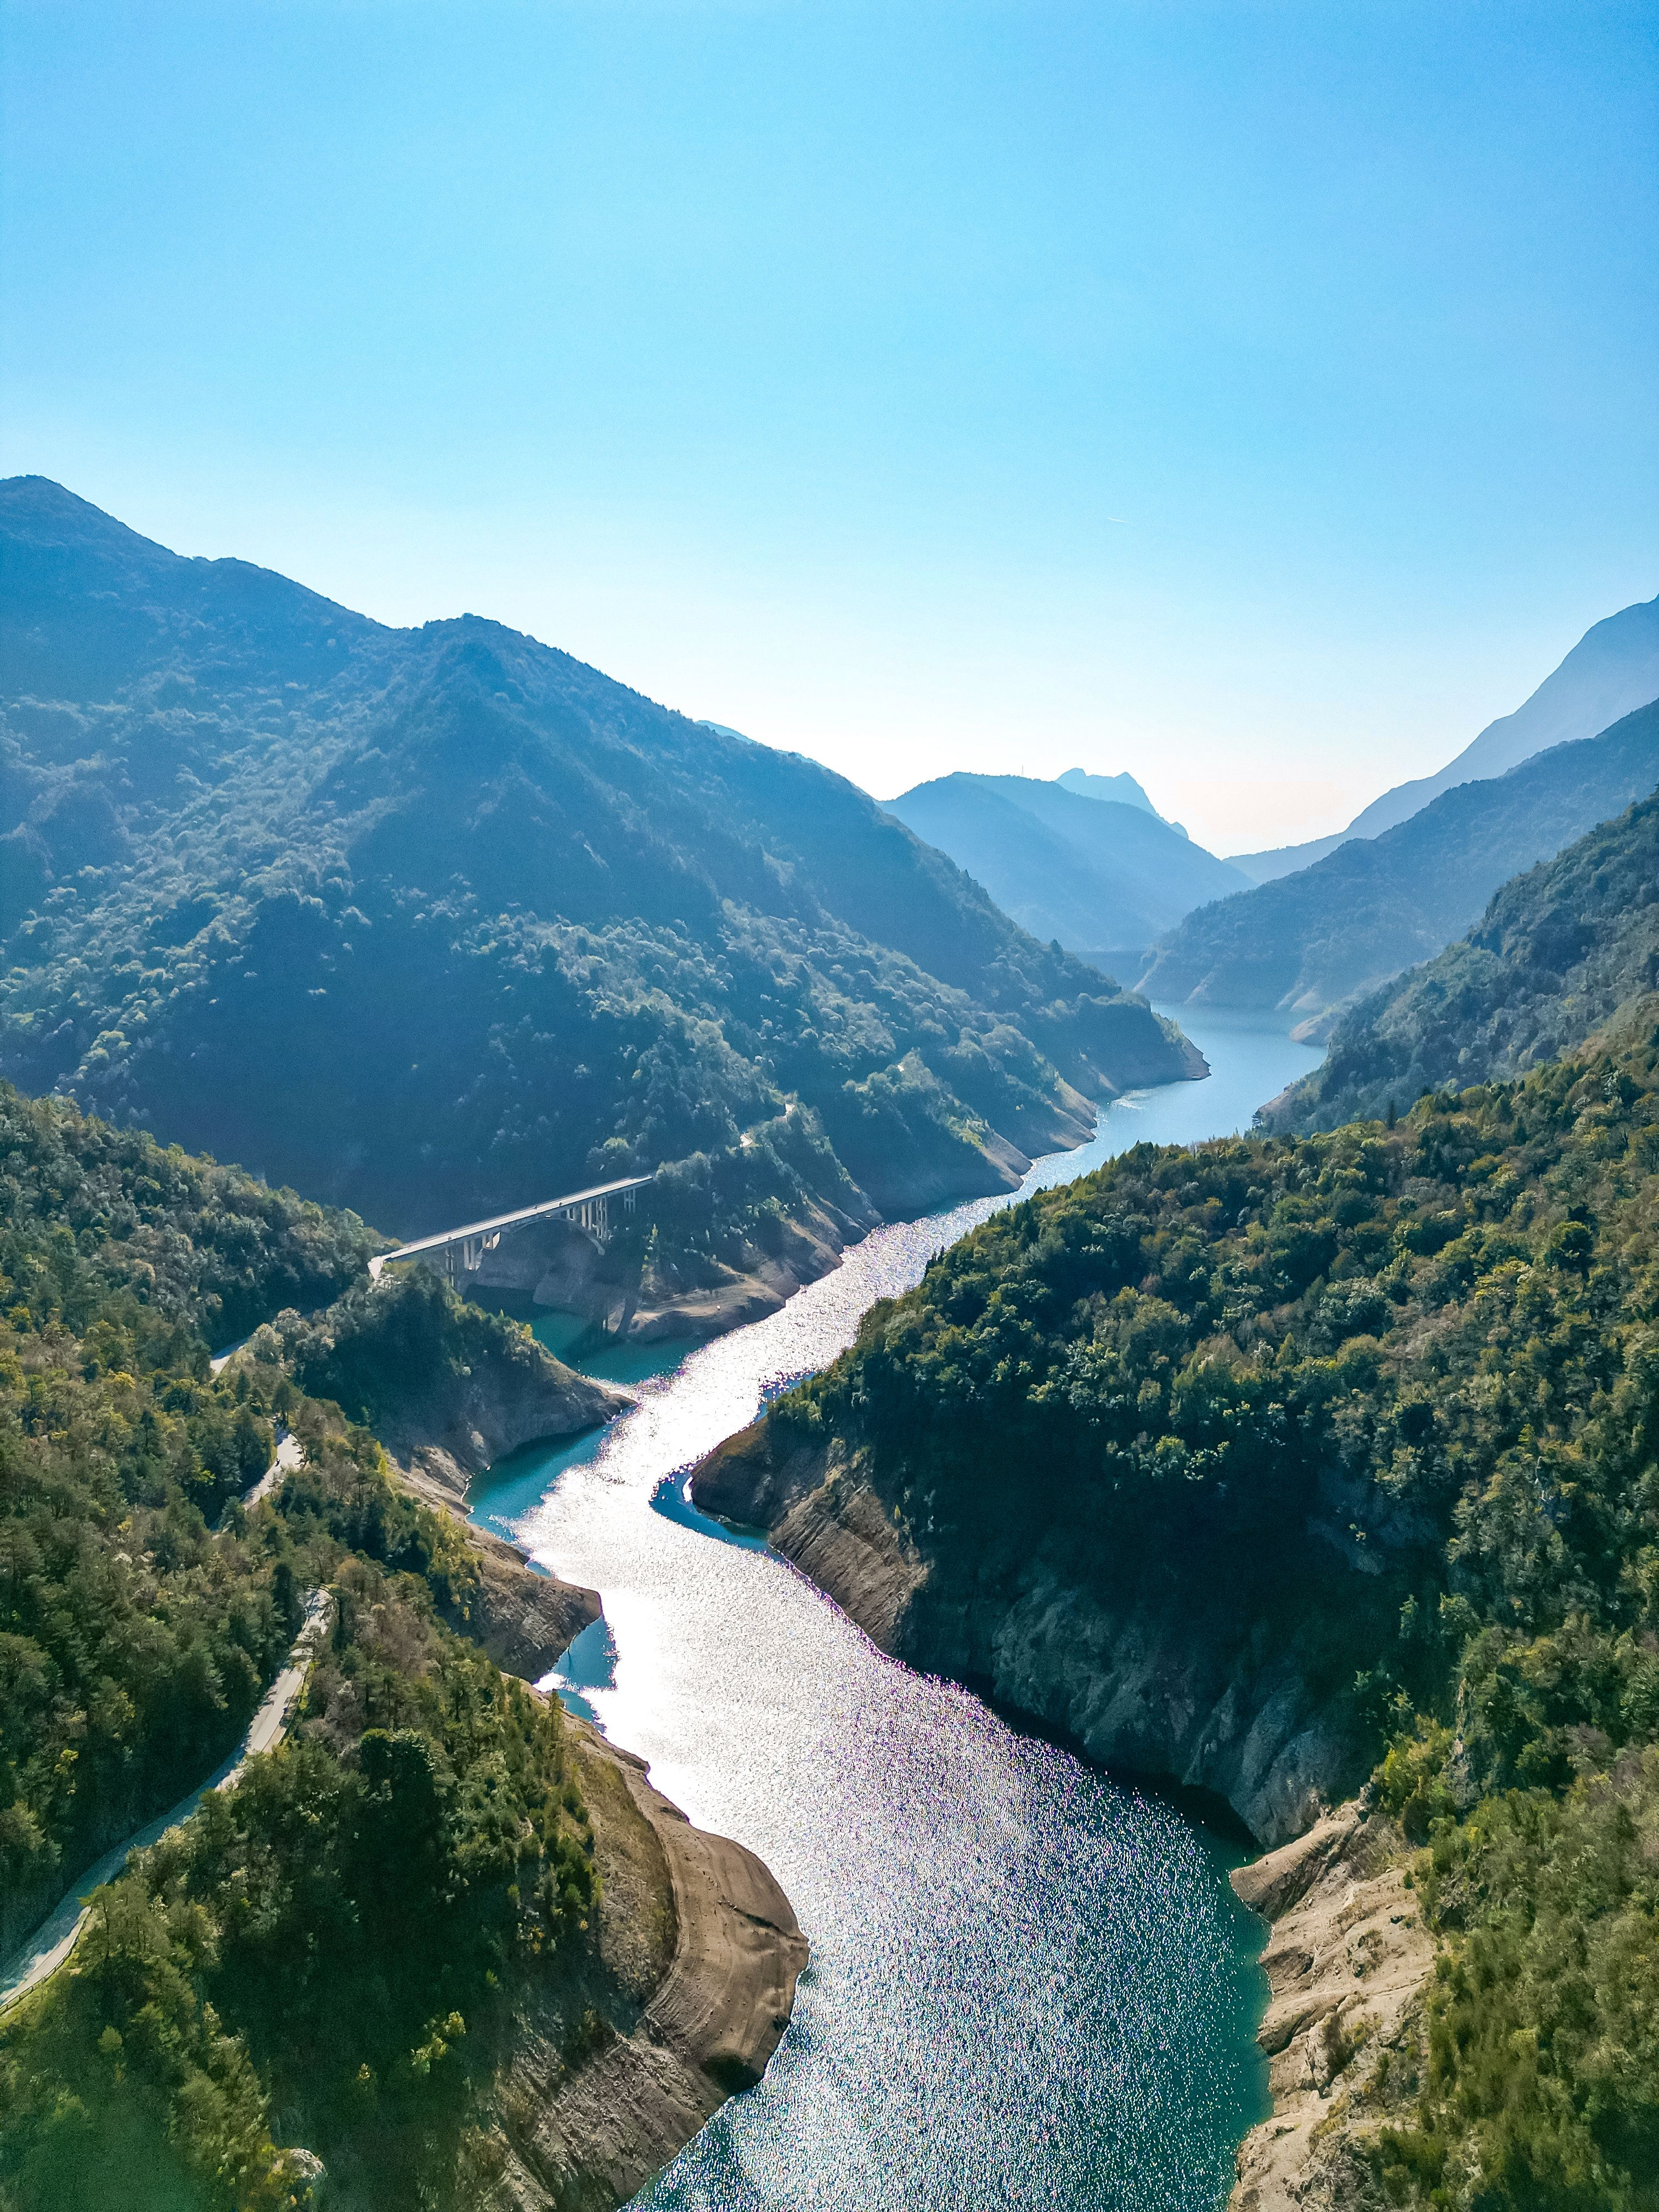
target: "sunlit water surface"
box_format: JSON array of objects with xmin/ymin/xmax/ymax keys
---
[{"xmin": 469, "ymin": 1009, "xmax": 1320, "ymax": 2210}]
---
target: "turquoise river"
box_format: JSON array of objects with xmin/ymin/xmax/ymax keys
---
[{"xmin": 466, "ymin": 1008, "xmax": 1323, "ymax": 2210}]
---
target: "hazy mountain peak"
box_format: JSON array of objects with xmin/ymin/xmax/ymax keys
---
[
  {"xmin": 1231, "ymin": 591, "xmax": 1659, "ymax": 881},
  {"xmin": 885, "ymin": 770, "xmax": 1243, "ymax": 971},
  {"xmin": 1054, "ymin": 764, "xmax": 1187, "ymax": 836},
  {"xmin": 1146, "ymin": 697, "xmax": 1659, "ymax": 1027}
]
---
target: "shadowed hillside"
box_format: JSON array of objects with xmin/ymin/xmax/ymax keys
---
[
  {"xmin": 706, "ymin": 1047, "xmax": 1659, "ymax": 2209},
  {"xmin": 1141, "ymin": 700, "xmax": 1659, "ymax": 1031},
  {"xmin": 1265, "ymin": 787, "xmax": 1659, "ymax": 1133},
  {"xmin": 885, "ymin": 771, "xmax": 1245, "ymax": 970},
  {"xmin": 0, "ymin": 479, "xmax": 1199, "ymax": 1268}
]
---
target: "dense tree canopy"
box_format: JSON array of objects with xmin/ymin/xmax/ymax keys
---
[
  {"xmin": 782, "ymin": 1041, "xmax": 1659, "ymax": 2205},
  {"xmin": 0, "ymin": 479, "xmax": 1193, "ymax": 1249},
  {"xmin": 0, "ymin": 1090, "xmax": 612, "ymax": 2211},
  {"xmin": 1271, "ymin": 787, "xmax": 1659, "ymax": 1137}
]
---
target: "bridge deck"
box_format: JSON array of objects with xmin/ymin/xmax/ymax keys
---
[{"xmin": 369, "ymin": 1174, "xmax": 654, "ymax": 1278}]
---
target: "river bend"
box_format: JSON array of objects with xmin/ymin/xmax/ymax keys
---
[{"xmin": 467, "ymin": 1009, "xmax": 1321, "ymax": 2210}]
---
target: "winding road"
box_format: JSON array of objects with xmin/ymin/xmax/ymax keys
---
[
  {"xmin": 0, "ymin": 1588, "xmax": 334, "ymax": 2017},
  {"xmin": 239, "ymin": 1427, "xmax": 303, "ymax": 1514}
]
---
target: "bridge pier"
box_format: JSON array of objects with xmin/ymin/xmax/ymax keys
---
[{"xmin": 370, "ymin": 1174, "xmax": 653, "ymax": 1286}]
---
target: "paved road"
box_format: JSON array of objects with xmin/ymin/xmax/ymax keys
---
[
  {"xmin": 241, "ymin": 1428, "xmax": 303, "ymax": 1513},
  {"xmin": 214, "ymin": 1426, "xmax": 303, "ymax": 1533},
  {"xmin": 0, "ymin": 1589, "xmax": 335, "ymax": 2017}
]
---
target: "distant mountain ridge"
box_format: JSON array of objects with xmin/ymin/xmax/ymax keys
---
[
  {"xmin": 1140, "ymin": 698, "xmax": 1659, "ymax": 1028},
  {"xmin": 884, "ymin": 772, "xmax": 1245, "ymax": 972},
  {"xmin": 1228, "ymin": 592, "xmax": 1659, "ymax": 883},
  {"xmin": 1263, "ymin": 787, "xmax": 1659, "ymax": 1134},
  {"xmin": 0, "ymin": 478, "xmax": 1199, "ymax": 1275},
  {"xmin": 1054, "ymin": 764, "xmax": 1185, "ymax": 834}
]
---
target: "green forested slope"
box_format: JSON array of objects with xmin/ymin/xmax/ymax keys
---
[
  {"xmin": 1267, "ymin": 789, "xmax": 1659, "ymax": 1135},
  {"xmin": 0, "ymin": 479, "xmax": 1194, "ymax": 1243},
  {"xmin": 768, "ymin": 1050, "xmax": 1659, "ymax": 2205},
  {"xmin": 0, "ymin": 1088, "xmax": 646, "ymax": 2210},
  {"xmin": 1139, "ymin": 700, "xmax": 1659, "ymax": 1025}
]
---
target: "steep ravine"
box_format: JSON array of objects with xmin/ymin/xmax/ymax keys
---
[{"xmin": 690, "ymin": 1423, "xmax": 1434, "ymax": 2212}]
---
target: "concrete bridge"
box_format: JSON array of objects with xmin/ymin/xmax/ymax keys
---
[{"xmin": 368, "ymin": 1173, "xmax": 655, "ymax": 1285}]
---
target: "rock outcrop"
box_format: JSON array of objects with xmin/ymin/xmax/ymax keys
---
[
  {"xmin": 475, "ymin": 1725, "xmax": 809, "ymax": 2211},
  {"xmin": 1228, "ymin": 1803, "xmax": 1432, "ymax": 2211},
  {"xmin": 461, "ymin": 1522, "xmax": 603, "ymax": 1681},
  {"xmin": 690, "ymin": 1425, "xmax": 1363, "ymax": 1846},
  {"xmin": 691, "ymin": 1423, "xmax": 923, "ymax": 1655},
  {"xmin": 370, "ymin": 1338, "xmax": 628, "ymax": 1506}
]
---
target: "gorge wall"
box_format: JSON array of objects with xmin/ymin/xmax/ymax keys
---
[{"xmin": 691, "ymin": 1423, "xmax": 1367, "ymax": 1849}]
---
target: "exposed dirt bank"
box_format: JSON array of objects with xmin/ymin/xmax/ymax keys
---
[
  {"xmin": 460, "ymin": 1721, "xmax": 808, "ymax": 2212},
  {"xmin": 1228, "ymin": 1803, "xmax": 1432, "ymax": 2211},
  {"xmin": 421, "ymin": 1692, "xmax": 804, "ymax": 2209},
  {"xmin": 694, "ymin": 1419, "xmax": 924, "ymax": 1656},
  {"xmin": 690, "ymin": 1420, "xmax": 1432, "ymax": 2212},
  {"xmin": 465, "ymin": 1191, "xmax": 878, "ymax": 1347}
]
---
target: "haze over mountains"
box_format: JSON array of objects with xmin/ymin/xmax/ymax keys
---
[
  {"xmin": 884, "ymin": 772, "xmax": 1245, "ymax": 973},
  {"xmin": 1230, "ymin": 592, "xmax": 1659, "ymax": 883},
  {"xmin": 1141, "ymin": 700, "xmax": 1659, "ymax": 1030},
  {"xmin": 0, "ymin": 479, "xmax": 1198, "ymax": 1255},
  {"xmin": 1053, "ymin": 765, "xmax": 1183, "ymax": 830},
  {"xmin": 1264, "ymin": 783, "xmax": 1659, "ymax": 1134}
]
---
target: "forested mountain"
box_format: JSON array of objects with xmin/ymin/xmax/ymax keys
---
[
  {"xmin": 713, "ymin": 1048, "xmax": 1659, "ymax": 2208},
  {"xmin": 1266, "ymin": 788, "xmax": 1659, "ymax": 1134},
  {"xmin": 0, "ymin": 1084, "xmax": 789, "ymax": 2210},
  {"xmin": 0, "ymin": 479, "xmax": 1197, "ymax": 1253},
  {"xmin": 883, "ymin": 772, "xmax": 1245, "ymax": 969},
  {"xmin": 1229, "ymin": 591, "xmax": 1659, "ymax": 883},
  {"xmin": 1139, "ymin": 699, "xmax": 1659, "ymax": 1029},
  {"xmin": 0, "ymin": 1088, "xmax": 567, "ymax": 2200}
]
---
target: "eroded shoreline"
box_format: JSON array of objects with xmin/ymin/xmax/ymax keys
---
[{"xmin": 686, "ymin": 1424, "xmax": 1434, "ymax": 2211}]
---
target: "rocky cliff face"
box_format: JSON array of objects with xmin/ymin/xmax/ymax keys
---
[
  {"xmin": 691, "ymin": 1422, "xmax": 1364, "ymax": 1847},
  {"xmin": 370, "ymin": 1334, "xmax": 629, "ymax": 1505},
  {"xmin": 1227, "ymin": 1804, "xmax": 1432, "ymax": 2212},
  {"xmin": 458, "ymin": 1523, "xmax": 603, "ymax": 1682},
  {"xmin": 900, "ymin": 1565, "xmax": 1362, "ymax": 1848},
  {"xmin": 691, "ymin": 1422, "xmax": 924, "ymax": 1656}
]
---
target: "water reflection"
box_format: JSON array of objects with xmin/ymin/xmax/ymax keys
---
[
  {"xmin": 468, "ymin": 1013, "xmax": 1318, "ymax": 2209},
  {"xmin": 545, "ymin": 1615, "xmax": 619, "ymax": 1729}
]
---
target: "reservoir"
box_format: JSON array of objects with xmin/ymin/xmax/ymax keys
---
[{"xmin": 467, "ymin": 1009, "xmax": 1322, "ymax": 2210}]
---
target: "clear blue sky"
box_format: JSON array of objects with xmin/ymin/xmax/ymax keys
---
[{"xmin": 3, "ymin": 1, "xmax": 1655, "ymax": 851}]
